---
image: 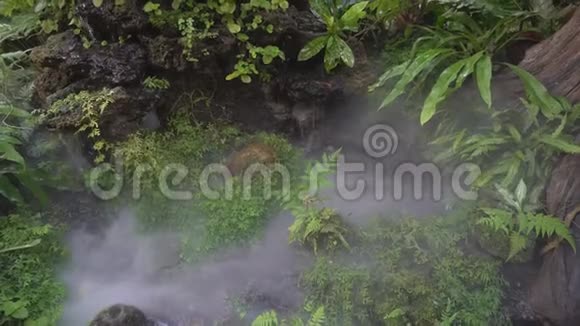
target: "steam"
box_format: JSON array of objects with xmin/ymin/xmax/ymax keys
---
[
  {"xmin": 58, "ymin": 100, "xmax": 459, "ymax": 324},
  {"xmin": 59, "ymin": 210, "xmax": 307, "ymax": 325}
]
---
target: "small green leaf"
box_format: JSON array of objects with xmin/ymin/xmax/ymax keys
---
[
  {"xmin": 475, "ymin": 55, "xmax": 493, "ymax": 108},
  {"xmin": 340, "ymin": 1, "xmax": 369, "ymax": 30},
  {"xmin": 171, "ymin": 0, "xmax": 183, "ymax": 10},
  {"xmin": 226, "ymin": 21, "xmax": 241, "ymax": 34},
  {"xmin": 241, "ymin": 75, "xmax": 252, "ymax": 83},
  {"xmin": 92, "ymin": 0, "xmax": 103, "ymax": 7},
  {"xmin": 515, "ymin": 179, "xmax": 527, "ymax": 206},
  {"xmin": 298, "ymin": 35, "xmax": 328, "ymax": 62}
]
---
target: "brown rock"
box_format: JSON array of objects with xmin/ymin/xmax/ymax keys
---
[{"xmin": 226, "ymin": 143, "xmax": 277, "ymax": 176}]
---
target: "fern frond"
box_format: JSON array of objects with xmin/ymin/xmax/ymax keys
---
[
  {"xmin": 307, "ymin": 306, "xmax": 326, "ymax": 326},
  {"xmin": 507, "ymin": 233, "xmax": 528, "ymax": 261},
  {"xmin": 252, "ymin": 310, "xmax": 279, "ymax": 326}
]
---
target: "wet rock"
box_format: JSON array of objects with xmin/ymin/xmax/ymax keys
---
[
  {"xmin": 141, "ymin": 35, "xmax": 188, "ymax": 71},
  {"xmin": 90, "ymin": 304, "xmax": 154, "ymax": 326},
  {"xmin": 31, "ymin": 31, "xmax": 147, "ymax": 99}
]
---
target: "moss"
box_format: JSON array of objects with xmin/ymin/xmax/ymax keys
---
[{"xmin": 115, "ymin": 116, "xmax": 301, "ymax": 262}]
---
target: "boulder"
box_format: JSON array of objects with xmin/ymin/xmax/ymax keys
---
[{"xmin": 90, "ymin": 304, "xmax": 154, "ymax": 326}]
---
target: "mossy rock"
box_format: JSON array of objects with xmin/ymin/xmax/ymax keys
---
[
  {"xmin": 90, "ymin": 304, "xmax": 153, "ymax": 326},
  {"xmin": 226, "ymin": 142, "xmax": 277, "ymax": 175}
]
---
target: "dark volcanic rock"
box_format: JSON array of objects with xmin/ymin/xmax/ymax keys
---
[
  {"xmin": 31, "ymin": 31, "xmax": 146, "ymax": 87},
  {"xmin": 90, "ymin": 304, "xmax": 154, "ymax": 326},
  {"xmin": 44, "ymin": 86, "xmax": 161, "ymax": 141},
  {"xmin": 75, "ymin": 0, "xmax": 148, "ymax": 41}
]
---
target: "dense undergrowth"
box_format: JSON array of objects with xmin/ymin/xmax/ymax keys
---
[{"xmin": 1, "ymin": 0, "xmax": 580, "ymax": 325}]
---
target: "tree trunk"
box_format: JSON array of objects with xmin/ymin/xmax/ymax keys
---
[
  {"xmin": 519, "ymin": 6, "xmax": 580, "ymax": 103},
  {"xmin": 514, "ymin": 6, "xmax": 580, "ymax": 324}
]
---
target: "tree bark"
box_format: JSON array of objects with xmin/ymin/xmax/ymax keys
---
[
  {"xmin": 519, "ymin": 6, "xmax": 580, "ymax": 103},
  {"xmin": 515, "ymin": 6, "xmax": 580, "ymax": 324}
]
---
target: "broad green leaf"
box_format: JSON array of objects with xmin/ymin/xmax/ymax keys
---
[
  {"xmin": 0, "ymin": 175, "xmax": 23, "ymax": 204},
  {"xmin": 92, "ymin": 0, "xmax": 103, "ymax": 7},
  {"xmin": 335, "ymin": 37, "xmax": 354, "ymax": 67},
  {"xmin": 323, "ymin": 35, "xmax": 341, "ymax": 72},
  {"xmin": 340, "ymin": 1, "xmax": 369, "ymax": 30},
  {"xmin": 475, "ymin": 55, "xmax": 493, "ymax": 108},
  {"xmin": 0, "ymin": 104, "xmax": 30, "ymax": 118},
  {"xmin": 421, "ymin": 58, "xmax": 466, "ymax": 125},
  {"xmin": 507, "ymin": 64, "xmax": 562, "ymax": 119},
  {"xmin": 368, "ymin": 61, "xmax": 407, "ymax": 92},
  {"xmin": 454, "ymin": 51, "xmax": 484, "ymax": 87},
  {"xmin": 379, "ymin": 48, "xmax": 452, "ymax": 109},
  {"xmin": 0, "ymin": 239, "xmax": 41, "ymax": 254},
  {"xmin": 539, "ymin": 135, "xmax": 580, "ymax": 153},
  {"xmin": 0, "ymin": 142, "xmax": 25, "ymax": 167},
  {"xmin": 309, "ymin": 0, "xmax": 332, "ymax": 21},
  {"xmin": 297, "ymin": 35, "xmax": 328, "ymax": 62}
]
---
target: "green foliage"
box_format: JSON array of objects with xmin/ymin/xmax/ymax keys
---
[
  {"xmin": 145, "ymin": 0, "xmax": 287, "ymax": 82},
  {"xmin": 117, "ymin": 115, "xmax": 301, "ymax": 262},
  {"xmin": 298, "ymin": 0, "xmax": 368, "ymax": 72},
  {"xmin": 46, "ymin": 89, "xmax": 115, "ymax": 163},
  {"xmin": 371, "ymin": 4, "xmax": 539, "ymax": 124},
  {"xmin": 226, "ymin": 44, "xmax": 285, "ymax": 83},
  {"xmin": 0, "ymin": 47, "xmax": 50, "ymax": 206},
  {"xmin": 284, "ymin": 150, "xmax": 350, "ymax": 254},
  {"xmin": 302, "ymin": 212, "xmax": 505, "ymax": 325},
  {"xmin": 478, "ymin": 179, "xmax": 575, "ymax": 260},
  {"xmin": 430, "ymin": 69, "xmax": 580, "ymax": 189},
  {"xmin": 0, "ymin": 213, "xmax": 66, "ymax": 325},
  {"xmin": 251, "ymin": 304, "xmax": 326, "ymax": 326},
  {"xmin": 143, "ymin": 76, "xmax": 170, "ymax": 90}
]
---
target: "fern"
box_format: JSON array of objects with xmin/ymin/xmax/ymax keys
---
[
  {"xmin": 478, "ymin": 179, "xmax": 576, "ymax": 260},
  {"xmin": 307, "ymin": 306, "xmax": 326, "ymax": 326},
  {"xmin": 252, "ymin": 310, "xmax": 279, "ymax": 326}
]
